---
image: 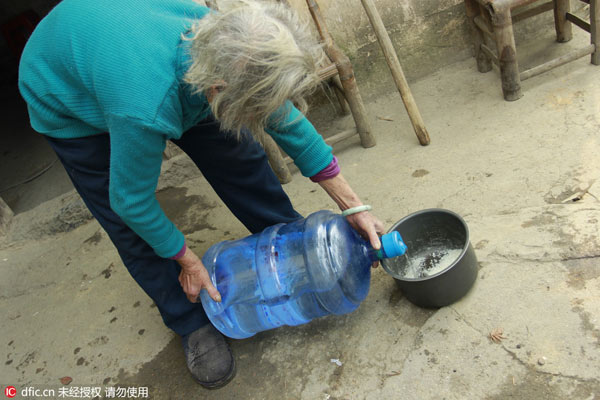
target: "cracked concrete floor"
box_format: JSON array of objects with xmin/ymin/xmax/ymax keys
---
[{"xmin": 2, "ymin": 31, "xmax": 600, "ymax": 399}]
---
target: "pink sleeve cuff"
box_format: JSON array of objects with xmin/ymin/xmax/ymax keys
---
[
  {"xmin": 310, "ymin": 156, "xmax": 340, "ymax": 182},
  {"xmin": 169, "ymin": 242, "xmax": 187, "ymax": 260}
]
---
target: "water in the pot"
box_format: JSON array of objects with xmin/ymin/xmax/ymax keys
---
[{"xmin": 396, "ymin": 247, "xmax": 462, "ymax": 279}]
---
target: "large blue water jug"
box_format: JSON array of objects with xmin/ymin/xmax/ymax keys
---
[{"xmin": 200, "ymin": 210, "xmax": 407, "ymax": 338}]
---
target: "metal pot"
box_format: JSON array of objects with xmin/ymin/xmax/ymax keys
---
[{"xmin": 381, "ymin": 209, "xmax": 478, "ymax": 308}]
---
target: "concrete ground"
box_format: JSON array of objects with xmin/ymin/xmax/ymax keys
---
[{"xmin": 2, "ymin": 28, "xmax": 600, "ymax": 399}]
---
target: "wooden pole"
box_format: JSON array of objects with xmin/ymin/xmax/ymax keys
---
[
  {"xmin": 592, "ymin": 0, "xmax": 600, "ymax": 65},
  {"xmin": 473, "ymin": 15, "xmax": 493, "ymax": 37},
  {"xmin": 566, "ymin": 12, "xmax": 591, "ymax": 32},
  {"xmin": 331, "ymin": 76, "xmax": 351, "ymax": 115},
  {"xmin": 554, "ymin": 0, "xmax": 573, "ymax": 42},
  {"xmin": 465, "ymin": 0, "xmax": 493, "ymax": 73},
  {"xmin": 489, "ymin": 0, "xmax": 540, "ymax": 7},
  {"xmin": 511, "ymin": 1, "xmax": 554, "ymax": 23},
  {"xmin": 489, "ymin": 4, "xmax": 523, "ymax": 101},
  {"xmin": 520, "ymin": 44, "xmax": 595, "ymax": 80},
  {"xmin": 360, "ymin": 0, "xmax": 430, "ymax": 146},
  {"xmin": 480, "ymin": 44, "xmax": 500, "ymax": 66}
]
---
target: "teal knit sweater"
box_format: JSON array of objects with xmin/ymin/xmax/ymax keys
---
[{"xmin": 18, "ymin": 0, "xmax": 333, "ymax": 258}]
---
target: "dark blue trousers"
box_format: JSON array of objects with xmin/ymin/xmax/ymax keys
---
[{"xmin": 46, "ymin": 117, "xmax": 302, "ymax": 336}]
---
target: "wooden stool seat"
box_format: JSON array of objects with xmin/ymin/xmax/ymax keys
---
[{"xmin": 465, "ymin": 0, "xmax": 599, "ymax": 100}]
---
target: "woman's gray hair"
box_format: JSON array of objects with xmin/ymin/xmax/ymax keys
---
[{"xmin": 184, "ymin": 0, "xmax": 325, "ymax": 141}]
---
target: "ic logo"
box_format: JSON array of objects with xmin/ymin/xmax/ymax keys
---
[{"xmin": 4, "ymin": 386, "xmax": 16, "ymax": 398}]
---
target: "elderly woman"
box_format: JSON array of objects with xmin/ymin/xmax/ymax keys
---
[{"xmin": 19, "ymin": 0, "xmax": 383, "ymax": 389}]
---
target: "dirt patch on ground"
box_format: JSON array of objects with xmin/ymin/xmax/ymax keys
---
[{"xmin": 155, "ymin": 187, "xmax": 218, "ymax": 234}]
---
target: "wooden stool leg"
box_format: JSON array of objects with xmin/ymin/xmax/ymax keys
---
[
  {"xmin": 330, "ymin": 47, "xmax": 376, "ymax": 148},
  {"xmin": 331, "ymin": 76, "xmax": 351, "ymax": 115},
  {"xmin": 306, "ymin": 0, "xmax": 376, "ymax": 148},
  {"xmin": 592, "ymin": 0, "xmax": 600, "ymax": 65},
  {"xmin": 263, "ymin": 135, "xmax": 292, "ymax": 184},
  {"xmin": 554, "ymin": 0, "xmax": 573, "ymax": 43},
  {"xmin": 490, "ymin": 6, "xmax": 523, "ymax": 101},
  {"xmin": 465, "ymin": 0, "xmax": 493, "ymax": 73}
]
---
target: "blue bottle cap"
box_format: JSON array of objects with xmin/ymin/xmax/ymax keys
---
[{"xmin": 381, "ymin": 231, "xmax": 407, "ymax": 258}]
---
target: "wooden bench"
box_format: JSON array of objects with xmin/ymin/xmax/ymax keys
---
[{"xmin": 465, "ymin": 0, "xmax": 599, "ymax": 100}]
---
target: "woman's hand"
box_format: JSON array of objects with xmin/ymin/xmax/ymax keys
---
[
  {"xmin": 176, "ymin": 246, "xmax": 221, "ymax": 303},
  {"xmin": 345, "ymin": 211, "xmax": 385, "ymax": 268},
  {"xmin": 317, "ymin": 173, "xmax": 386, "ymax": 267},
  {"xmin": 345, "ymin": 210, "xmax": 385, "ymax": 249}
]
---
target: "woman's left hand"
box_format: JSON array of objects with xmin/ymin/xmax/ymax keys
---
[{"xmin": 345, "ymin": 211, "xmax": 385, "ymax": 268}]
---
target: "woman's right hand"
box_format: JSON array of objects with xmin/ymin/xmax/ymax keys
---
[{"xmin": 176, "ymin": 246, "xmax": 221, "ymax": 303}]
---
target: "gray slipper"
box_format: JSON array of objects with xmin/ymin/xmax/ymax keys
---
[{"xmin": 181, "ymin": 324, "xmax": 236, "ymax": 389}]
